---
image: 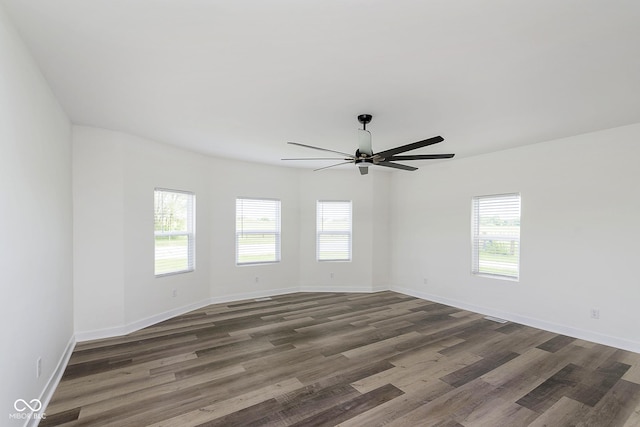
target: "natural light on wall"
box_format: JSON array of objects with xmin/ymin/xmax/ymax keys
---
[
  {"xmin": 154, "ymin": 188, "xmax": 196, "ymax": 276},
  {"xmin": 236, "ymin": 198, "xmax": 281, "ymax": 265},
  {"xmin": 317, "ymin": 200, "xmax": 352, "ymax": 262},
  {"xmin": 471, "ymin": 193, "xmax": 521, "ymax": 280}
]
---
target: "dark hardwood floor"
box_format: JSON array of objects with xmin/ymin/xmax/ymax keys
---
[{"xmin": 41, "ymin": 291, "xmax": 640, "ymax": 426}]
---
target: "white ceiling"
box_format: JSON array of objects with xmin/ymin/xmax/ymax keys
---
[{"xmin": 4, "ymin": 0, "xmax": 640, "ymax": 170}]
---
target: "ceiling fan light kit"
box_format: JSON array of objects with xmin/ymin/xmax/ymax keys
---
[{"xmin": 283, "ymin": 114, "xmax": 454, "ymax": 174}]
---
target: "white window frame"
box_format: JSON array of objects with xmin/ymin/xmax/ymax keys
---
[
  {"xmin": 154, "ymin": 188, "xmax": 196, "ymax": 277},
  {"xmin": 317, "ymin": 200, "xmax": 352, "ymax": 262},
  {"xmin": 236, "ymin": 197, "xmax": 281, "ymax": 265},
  {"xmin": 471, "ymin": 193, "xmax": 521, "ymax": 281}
]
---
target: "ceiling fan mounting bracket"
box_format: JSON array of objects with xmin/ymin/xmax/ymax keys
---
[{"xmin": 357, "ymin": 114, "xmax": 372, "ymax": 129}]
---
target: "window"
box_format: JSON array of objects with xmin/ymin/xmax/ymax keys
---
[
  {"xmin": 154, "ymin": 189, "xmax": 195, "ymax": 276},
  {"xmin": 472, "ymin": 193, "xmax": 521, "ymax": 280},
  {"xmin": 317, "ymin": 200, "xmax": 352, "ymax": 261},
  {"xmin": 236, "ymin": 198, "xmax": 281, "ymax": 265}
]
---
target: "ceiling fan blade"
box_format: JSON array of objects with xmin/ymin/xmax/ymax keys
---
[
  {"xmin": 359, "ymin": 166, "xmax": 369, "ymax": 175},
  {"xmin": 282, "ymin": 157, "xmax": 352, "ymax": 161},
  {"xmin": 374, "ymin": 136, "xmax": 444, "ymax": 160},
  {"xmin": 288, "ymin": 142, "xmax": 354, "ymax": 158},
  {"xmin": 376, "ymin": 161, "xmax": 418, "ymax": 171},
  {"xmin": 358, "ymin": 129, "xmax": 373, "ymax": 156},
  {"xmin": 313, "ymin": 160, "xmax": 355, "ymax": 171},
  {"xmin": 387, "ymin": 153, "xmax": 455, "ymax": 161}
]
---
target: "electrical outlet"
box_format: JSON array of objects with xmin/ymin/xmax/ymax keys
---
[
  {"xmin": 330, "ymin": 272, "xmax": 334, "ymax": 280},
  {"xmin": 590, "ymin": 308, "xmax": 600, "ymax": 319},
  {"xmin": 172, "ymin": 289, "xmax": 177, "ymax": 298},
  {"xmin": 423, "ymin": 278, "xmax": 428, "ymax": 285},
  {"xmin": 36, "ymin": 357, "xmax": 42, "ymax": 378},
  {"xmin": 255, "ymin": 276, "xmax": 259, "ymax": 283}
]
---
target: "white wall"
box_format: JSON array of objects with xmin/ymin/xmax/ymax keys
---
[
  {"xmin": 73, "ymin": 128, "xmax": 126, "ymax": 333},
  {"xmin": 297, "ymin": 169, "xmax": 391, "ymax": 291},
  {"xmin": 121, "ymin": 132, "xmax": 212, "ymax": 326},
  {"xmin": 371, "ymin": 171, "xmax": 391, "ymax": 290},
  {"xmin": 73, "ymin": 127, "xmax": 392, "ymax": 337},
  {"xmin": 0, "ymin": 3, "xmax": 73, "ymax": 424},
  {"xmin": 390, "ymin": 123, "xmax": 640, "ymax": 352},
  {"xmin": 206, "ymin": 158, "xmax": 300, "ymax": 301},
  {"xmin": 73, "ymin": 127, "xmax": 213, "ymax": 337}
]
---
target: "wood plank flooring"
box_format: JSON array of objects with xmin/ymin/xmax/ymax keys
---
[{"xmin": 40, "ymin": 291, "xmax": 640, "ymax": 426}]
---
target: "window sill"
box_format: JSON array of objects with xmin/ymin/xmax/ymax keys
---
[
  {"xmin": 472, "ymin": 272, "xmax": 519, "ymax": 282},
  {"xmin": 236, "ymin": 261, "xmax": 281, "ymax": 266},
  {"xmin": 155, "ymin": 269, "xmax": 194, "ymax": 278}
]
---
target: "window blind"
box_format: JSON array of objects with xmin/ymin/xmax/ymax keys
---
[
  {"xmin": 154, "ymin": 189, "xmax": 195, "ymax": 276},
  {"xmin": 236, "ymin": 198, "xmax": 281, "ymax": 265},
  {"xmin": 472, "ymin": 193, "xmax": 521, "ymax": 280},
  {"xmin": 317, "ymin": 200, "xmax": 352, "ymax": 261}
]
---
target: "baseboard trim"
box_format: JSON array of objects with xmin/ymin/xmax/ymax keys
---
[
  {"xmin": 390, "ymin": 285, "xmax": 640, "ymax": 354},
  {"xmin": 75, "ymin": 287, "xmax": 300, "ymax": 342},
  {"xmin": 299, "ymin": 285, "xmax": 378, "ymax": 293},
  {"xmin": 74, "ymin": 324, "xmax": 128, "ymax": 343},
  {"xmin": 209, "ymin": 287, "xmax": 299, "ymax": 305},
  {"xmin": 371, "ymin": 285, "xmax": 388, "ymax": 293},
  {"xmin": 27, "ymin": 335, "xmax": 76, "ymax": 427},
  {"xmin": 75, "ymin": 285, "xmax": 640, "ymax": 353},
  {"xmin": 75, "ymin": 297, "xmax": 214, "ymax": 342}
]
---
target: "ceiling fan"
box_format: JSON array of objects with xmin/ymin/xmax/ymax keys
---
[{"xmin": 283, "ymin": 114, "xmax": 455, "ymax": 175}]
